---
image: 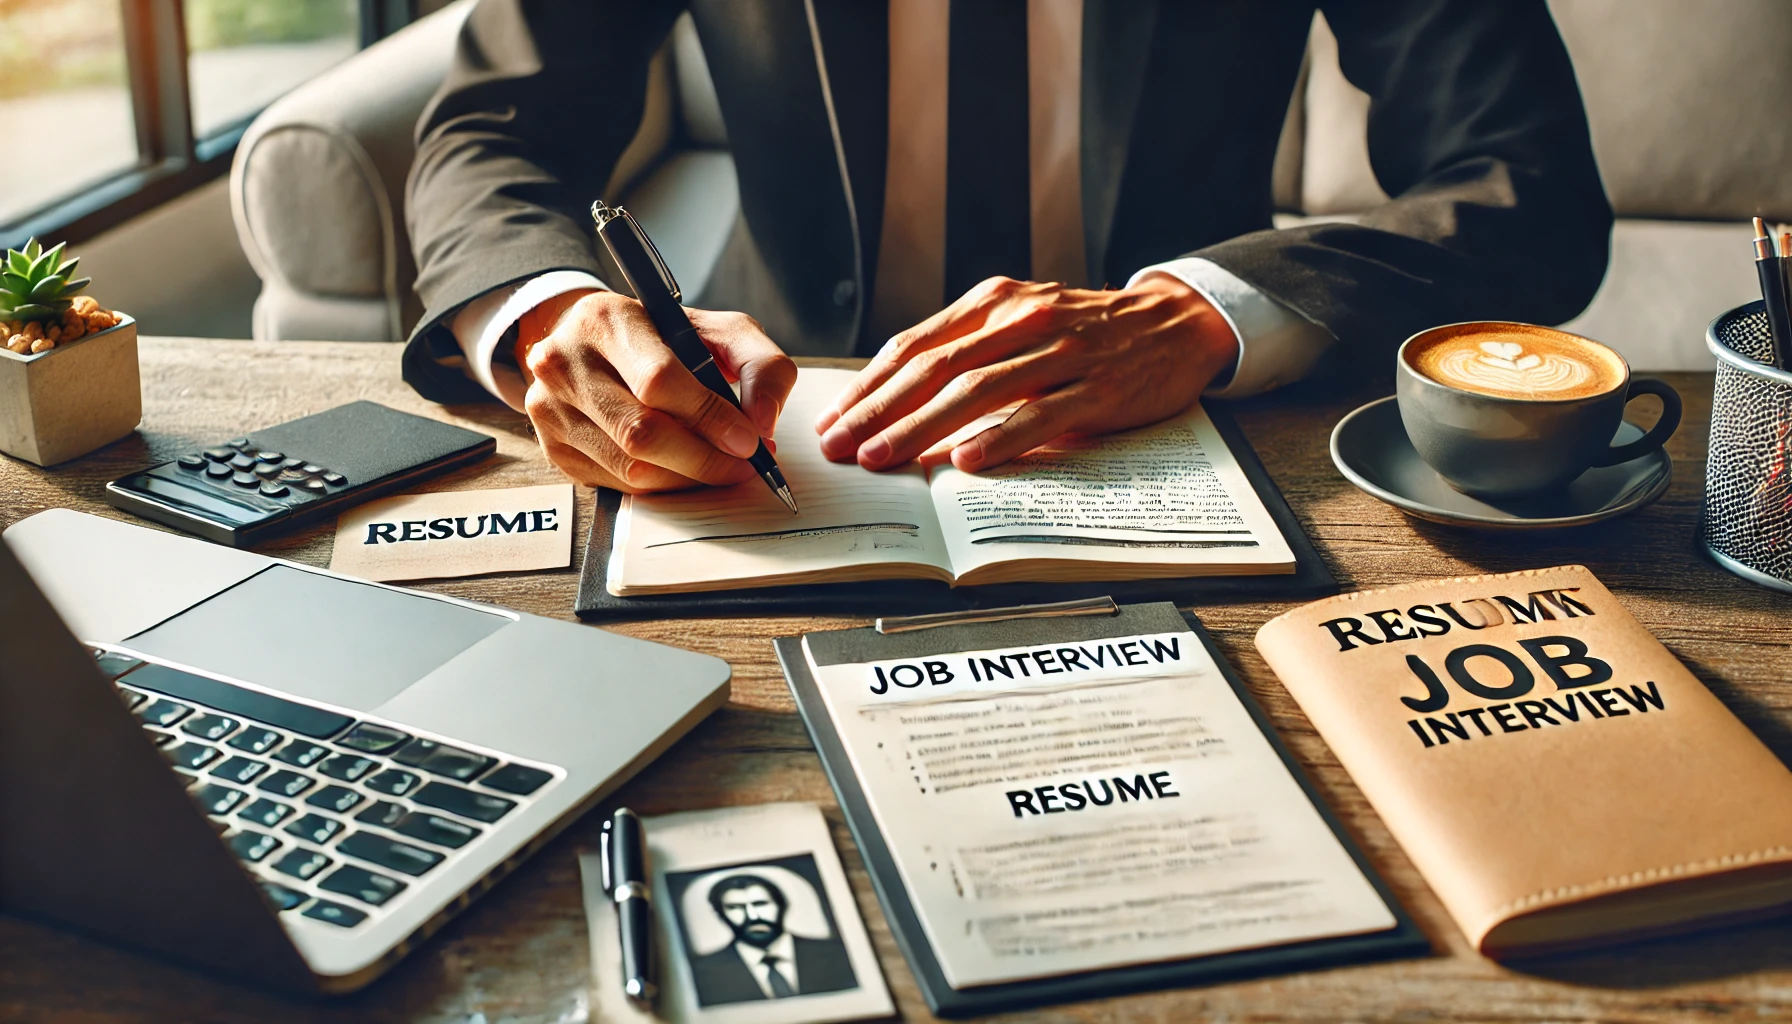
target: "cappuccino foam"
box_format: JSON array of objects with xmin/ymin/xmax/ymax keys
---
[{"xmin": 1406, "ymin": 325, "xmax": 1623, "ymax": 400}]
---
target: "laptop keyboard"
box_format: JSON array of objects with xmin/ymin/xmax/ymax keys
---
[{"xmin": 92, "ymin": 648, "xmax": 560, "ymax": 931}]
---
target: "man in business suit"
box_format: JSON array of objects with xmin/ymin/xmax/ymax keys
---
[
  {"xmin": 403, "ymin": 1, "xmax": 1610, "ymax": 491},
  {"xmin": 687, "ymin": 874, "xmax": 857, "ymax": 1005}
]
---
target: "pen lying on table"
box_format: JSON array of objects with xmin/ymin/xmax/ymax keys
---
[
  {"xmin": 602, "ymin": 808, "xmax": 657, "ymax": 1010},
  {"xmin": 592, "ymin": 200, "xmax": 800, "ymax": 514}
]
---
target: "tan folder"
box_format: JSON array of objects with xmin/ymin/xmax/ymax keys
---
[{"xmin": 1255, "ymin": 565, "xmax": 1792, "ymax": 956}]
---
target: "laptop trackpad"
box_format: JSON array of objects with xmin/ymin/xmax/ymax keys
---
[{"xmin": 126, "ymin": 565, "xmax": 509, "ymax": 711}]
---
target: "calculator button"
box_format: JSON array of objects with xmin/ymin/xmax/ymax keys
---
[
  {"xmin": 480, "ymin": 764, "xmax": 552, "ymax": 795},
  {"xmin": 259, "ymin": 481, "xmax": 290, "ymax": 498},
  {"xmin": 273, "ymin": 740, "xmax": 329, "ymax": 768},
  {"xmin": 274, "ymin": 849, "xmax": 333, "ymax": 882},
  {"xmin": 319, "ymin": 865, "xmax": 405, "ymax": 907},
  {"xmin": 285, "ymin": 813, "xmax": 344, "ymax": 845},
  {"xmin": 229, "ymin": 454, "xmax": 256, "ymax": 471},
  {"xmin": 204, "ymin": 447, "xmax": 236, "ymax": 461},
  {"xmin": 228, "ymin": 438, "xmax": 253, "ymax": 449},
  {"xmin": 229, "ymin": 727, "xmax": 283, "ymax": 754},
  {"xmin": 191, "ymin": 783, "xmax": 246, "ymax": 816},
  {"xmin": 321, "ymin": 472, "xmax": 347, "ymax": 486},
  {"xmin": 338, "ymin": 723, "xmax": 410, "ymax": 755},
  {"xmin": 229, "ymin": 830, "xmax": 282, "ymax": 863},
  {"xmin": 363, "ymin": 769, "xmax": 421, "ymax": 797},
  {"xmin": 239, "ymin": 798, "xmax": 293, "ymax": 828},
  {"xmin": 302, "ymin": 464, "xmax": 325, "ymax": 475},
  {"xmin": 306, "ymin": 785, "xmax": 364, "ymax": 814},
  {"xmin": 182, "ymin": 713, "xmax": 239, "ymax": 741},
  {"xmin": 253, "ymin": 461, "xmax": 282, "ymax": 477},
  {"xmin": 258, "ymin": 770, "xmax": 315, "ymax": 798},
  {"xmin": 231, "ymin": 471, "xmax": 259, "ymax": 487},
  {"xmin": 256, "ymin": 451, "xmax": 283, "ymax": 462},
  {"xmin": 280, "ymin": 457, "xmax": 304, "ymax": 469},
  {"xmin": 354, "ymin": 801, "xmax": 407, "ymax": 828},
  {"xmin": 177, "ymin": 454, "xmax": 206, "ymax": 471},
  {"xmin": 302, "ymin": 900, "xmax": 366, "ymax": 928},
  {"xmin": 412, "ymin": 782, "xmax": 515, "ymax": 822},
  {"xmin": 338, "ymin": 832, "xmax": 443, "ymax": 876},
  {"xmin": 205, "ymin": 461, "xmax": 232, "ymax": 479},
  {"xmin": 260, "ymin": 881, "xmax": 306, "ymax": 912},
  {"xmin": 392, "ymin": 812, "xmax": 480, "ymax": 850},
  {"xmin": 303, "ymin": 479, "xmax": 328, "ymax": 492},
  {"xmin": 137, "ymin": 698, "xmax": 193, "ymax": 727}
]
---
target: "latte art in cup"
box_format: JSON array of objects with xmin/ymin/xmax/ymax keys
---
[{"xmin": 1405, "ymin": 324, "xmax": 1625, "ymax": 400}]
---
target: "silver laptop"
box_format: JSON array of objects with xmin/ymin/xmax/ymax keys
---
[{"xmin": 1, "ymin": 508, "xmax": 730, "ymax": 993}]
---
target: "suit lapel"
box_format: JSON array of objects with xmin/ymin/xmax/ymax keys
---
[{"xmin": 1080, "ymin": 0, "xmax": 1159, "ymax": 287}]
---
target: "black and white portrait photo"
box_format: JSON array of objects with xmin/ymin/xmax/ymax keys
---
[{"xmin": 667, "ymin": 854, "xmax": 859, "ymax": 1007}]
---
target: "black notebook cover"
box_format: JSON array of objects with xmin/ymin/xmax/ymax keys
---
[
  {"xmin": 775, "ymin": 606, "xmax": 1429, "ymax": 1017},
  {"xmin": 575, "ymin": 406, "xmax": 1335, "ymax": 621}
]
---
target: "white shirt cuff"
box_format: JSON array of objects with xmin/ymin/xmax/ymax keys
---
[
  {"xmin": 1128, "ymin": 257, "xmax": 1334, "ymax": 398},
  {"xmin": 448, "ymin": 270, "xmax": 609, "ymax": 411}
]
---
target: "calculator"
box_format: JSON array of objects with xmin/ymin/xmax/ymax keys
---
[{"xmin": 105, "ymin": 401, "xmax": 496, "ymax": 547}]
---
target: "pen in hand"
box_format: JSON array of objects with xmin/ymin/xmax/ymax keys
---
[{"xmin": 591, "ymin": 201, "xmax": 800, "ymax": 514}]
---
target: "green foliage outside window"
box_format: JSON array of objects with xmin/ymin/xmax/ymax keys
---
[{"xmin": 185, "ymin": 0, "xmax": 358, "ymax": 52}]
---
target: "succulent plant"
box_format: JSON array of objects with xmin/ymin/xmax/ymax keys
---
[{"xmin": 0, "ymin": 238, "xmax": 91, "ymax": 324}]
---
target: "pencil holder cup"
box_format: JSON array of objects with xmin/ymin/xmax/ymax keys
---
[{"xmin": 1704, "ymin": 300, "xmax": 1792, "ymax": 593}]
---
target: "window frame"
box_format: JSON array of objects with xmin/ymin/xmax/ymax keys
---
[{"xmin": 0, "ymin": 0, "xmax": 412, "ymax": 250}]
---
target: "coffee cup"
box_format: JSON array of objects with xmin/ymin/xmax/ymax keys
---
[{"xmin": 1395, "ymin": 322, "xmax": 1681, "ymax": 499}]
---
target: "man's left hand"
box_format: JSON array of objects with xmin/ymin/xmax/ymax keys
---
[{"xmin": 815, "ymin": 274, "xmax": 1240, "ymax": 472}]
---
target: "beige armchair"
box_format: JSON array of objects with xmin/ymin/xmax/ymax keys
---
[{"xmin": 234, "ymin": 1, "xmax": 1785, "ymax": 371}]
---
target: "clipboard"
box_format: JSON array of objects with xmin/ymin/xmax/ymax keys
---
[
  {"xmin": 575, "ymin": 405, "xmax": 1336, "ymax": 621},
  {"xmin": 774, "ymin": 600, "xmax": 1429, "ymax": 1017}
]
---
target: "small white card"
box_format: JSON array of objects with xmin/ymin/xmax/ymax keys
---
[
  {"xmin": 329, "ymin": 483, "xmax": 574, "ymax": 582},
  {"xmin": 580, "ymin": 803, "xmax": 894, "ymax": 1024}
]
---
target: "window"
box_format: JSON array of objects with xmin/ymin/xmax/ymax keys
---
[
  {"xmin": 0, "ymin": 0, "xmax": 412, "ymax": 248},
  {"xmin": 0, "ymin": 0, "xmax": 139, "ymax": 225}
]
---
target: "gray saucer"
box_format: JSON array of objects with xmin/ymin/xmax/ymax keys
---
[{"xmin": 1330, "ymin": 396, "xmax": 1673, "ymax": 529}]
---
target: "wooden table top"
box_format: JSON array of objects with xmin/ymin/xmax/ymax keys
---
[{"xmin": 3, "ymin": 337, "xmax": 1789, "ymax": 1023}]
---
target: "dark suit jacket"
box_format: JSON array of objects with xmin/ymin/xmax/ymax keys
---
[
  {"xmin": 689, "ymin": 935, "xmax": 858, "ymax": 1006},
  {"xmin": 403, "ymin": 0, "xmax": 1611, "ymax": 404}
]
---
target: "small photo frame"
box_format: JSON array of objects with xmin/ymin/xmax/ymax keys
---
[{"xmin": 582, "ymin": 803, "xmax": 893, "ymax": 1024}]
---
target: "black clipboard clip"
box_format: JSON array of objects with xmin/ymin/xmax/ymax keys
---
[{"xmin": 874, "ymin": 596, "xmax": 1119, "ymax": 635}]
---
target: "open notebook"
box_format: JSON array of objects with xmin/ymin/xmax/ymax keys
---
[{"xmin": 606, "ymin": 368, "xmax": 1295, "ymax": 597}]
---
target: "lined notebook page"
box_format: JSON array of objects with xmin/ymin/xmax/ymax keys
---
[{"xmin": 610, "ymin": 369, "xmax": 953, "ymax": 593}]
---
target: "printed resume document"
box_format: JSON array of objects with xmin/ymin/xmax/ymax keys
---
[
  {"xmin": 607, "ymin": 368, "xmax": 1294, "ymax": 596},
  {"xmin": 801, "ymin": 606, "xmax": 1394, "ymax": 988}
]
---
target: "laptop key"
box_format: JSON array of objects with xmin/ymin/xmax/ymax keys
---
[
  {"xmin": 285, "ymin": 813, "xmax": 344, "ymax": 845},
  {"xmin": 136, "ymin": 698, "xmax": 193, "ymax": 728},
  {"xmin": 338, "ymin": 832, "xmax": 444, "ymax": 877},
  {"xmin": 319, "ymin": 865, "xmax": 406, "ymax": 907},
  {"xmin": 257, "ymin": 770, "xmax": 315, "ymax": 798},
  {"xmin": 116, "ymin": 686, "xmax": 148, "ymax": 711},
  {"xmin": 478, "ymin": 764, "xmax": 552, "ymax": 796},
  {"xmin": 392, "ymin": 812, "xmax": 480, "ymax": 850},
  {"xmin": 94, "ymin": 650, "xmax": 144, "ymax": 679},
  {"xmin": 145, "ymin": 729, "xmax": 178, "ymax": 747},
  {"xmin": 260, "ymin": 881, "xmax": 307, "ymax": 912},
  {"xmin": 355, "ymin": 801, "xmax": 406, "ymax": 828},
  {"xmin": 210, "ymin": 756, "xmax": 269, "ymax": 785},
  {"xmin": 229, "ymin": 830, "xmax": 282, "ymax": 863},
  {"xmin": 273, "ymin": 740, "xmax": 329, "ymax": 768},
  {"xmin": 228, "ymin": 726, "xmax": 284, "ymax": 754},
  {"xmin": 316, "ymin": 753, "xmax": 377, "ymax": 783},
  {"xmin": 411, "ymin": 782, "xmax": 516, "ymax": 823},
  {"xmin": 121, "ymin": 663, "xmax": 354, "ymax": 739},
  {"xmin": 306, "ymin": 785, "xmax": 364, "ymax": 814},
  {"xmin": 302, "ymin": 900, "xmax": 367, "ymax": 928},
  {"xmin": 164, "ymin": 741, "xmax": 221, "ymax": 771},
  {"xmin": 191, "ymin": 783, "xmax": 246, "ymax": 816},
  {"xmin": 337, "ymin": 723, "xmax": 410, "ymax": 755},
  {"xmin": 272, "ymin": 849, "xmax": 332, "ymax": 882},
  {"xmin": 363, "ymin": 769, "xmax": 421, "ymax": 798},
  {"xmin": 390, "ymin": 738, "xmax": 440, "ymax": 767},
  {"xmin": 181, "ymin": 714, "xmax": 240, "ymax": 741},
  {"xmin": 239, "ymin": 798, "xmax": 293, "ymax": 827},
  {"xmin": 420, "ymin": 747, "xmax": 495, "ymax": 782}
]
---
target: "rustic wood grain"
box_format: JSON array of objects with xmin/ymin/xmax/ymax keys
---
[{"xmin": 3, "ymin": 338, "xmax": 1789, "ymax": 1024}]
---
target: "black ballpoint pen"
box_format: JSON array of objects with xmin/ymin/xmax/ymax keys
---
[
  {"xmin": 591, "ymin": 200, "xmax": 799, "ymax": 513},
  {"xmin": 1753, "ymin": 217, "xmax": 1792, "ymax": 371},
  {"xmin": 603, "ymin": 808, "xmax": 657, "ymax": 1009}
]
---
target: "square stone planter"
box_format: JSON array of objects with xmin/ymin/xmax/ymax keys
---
[{"xmin": 0, "ymin": 314, "xmax": 140, "ymax": 466}]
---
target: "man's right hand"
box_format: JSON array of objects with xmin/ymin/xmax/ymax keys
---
[{"xmin": 515, "ymin": 289, "xmax": 797, "ymax": 492}]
